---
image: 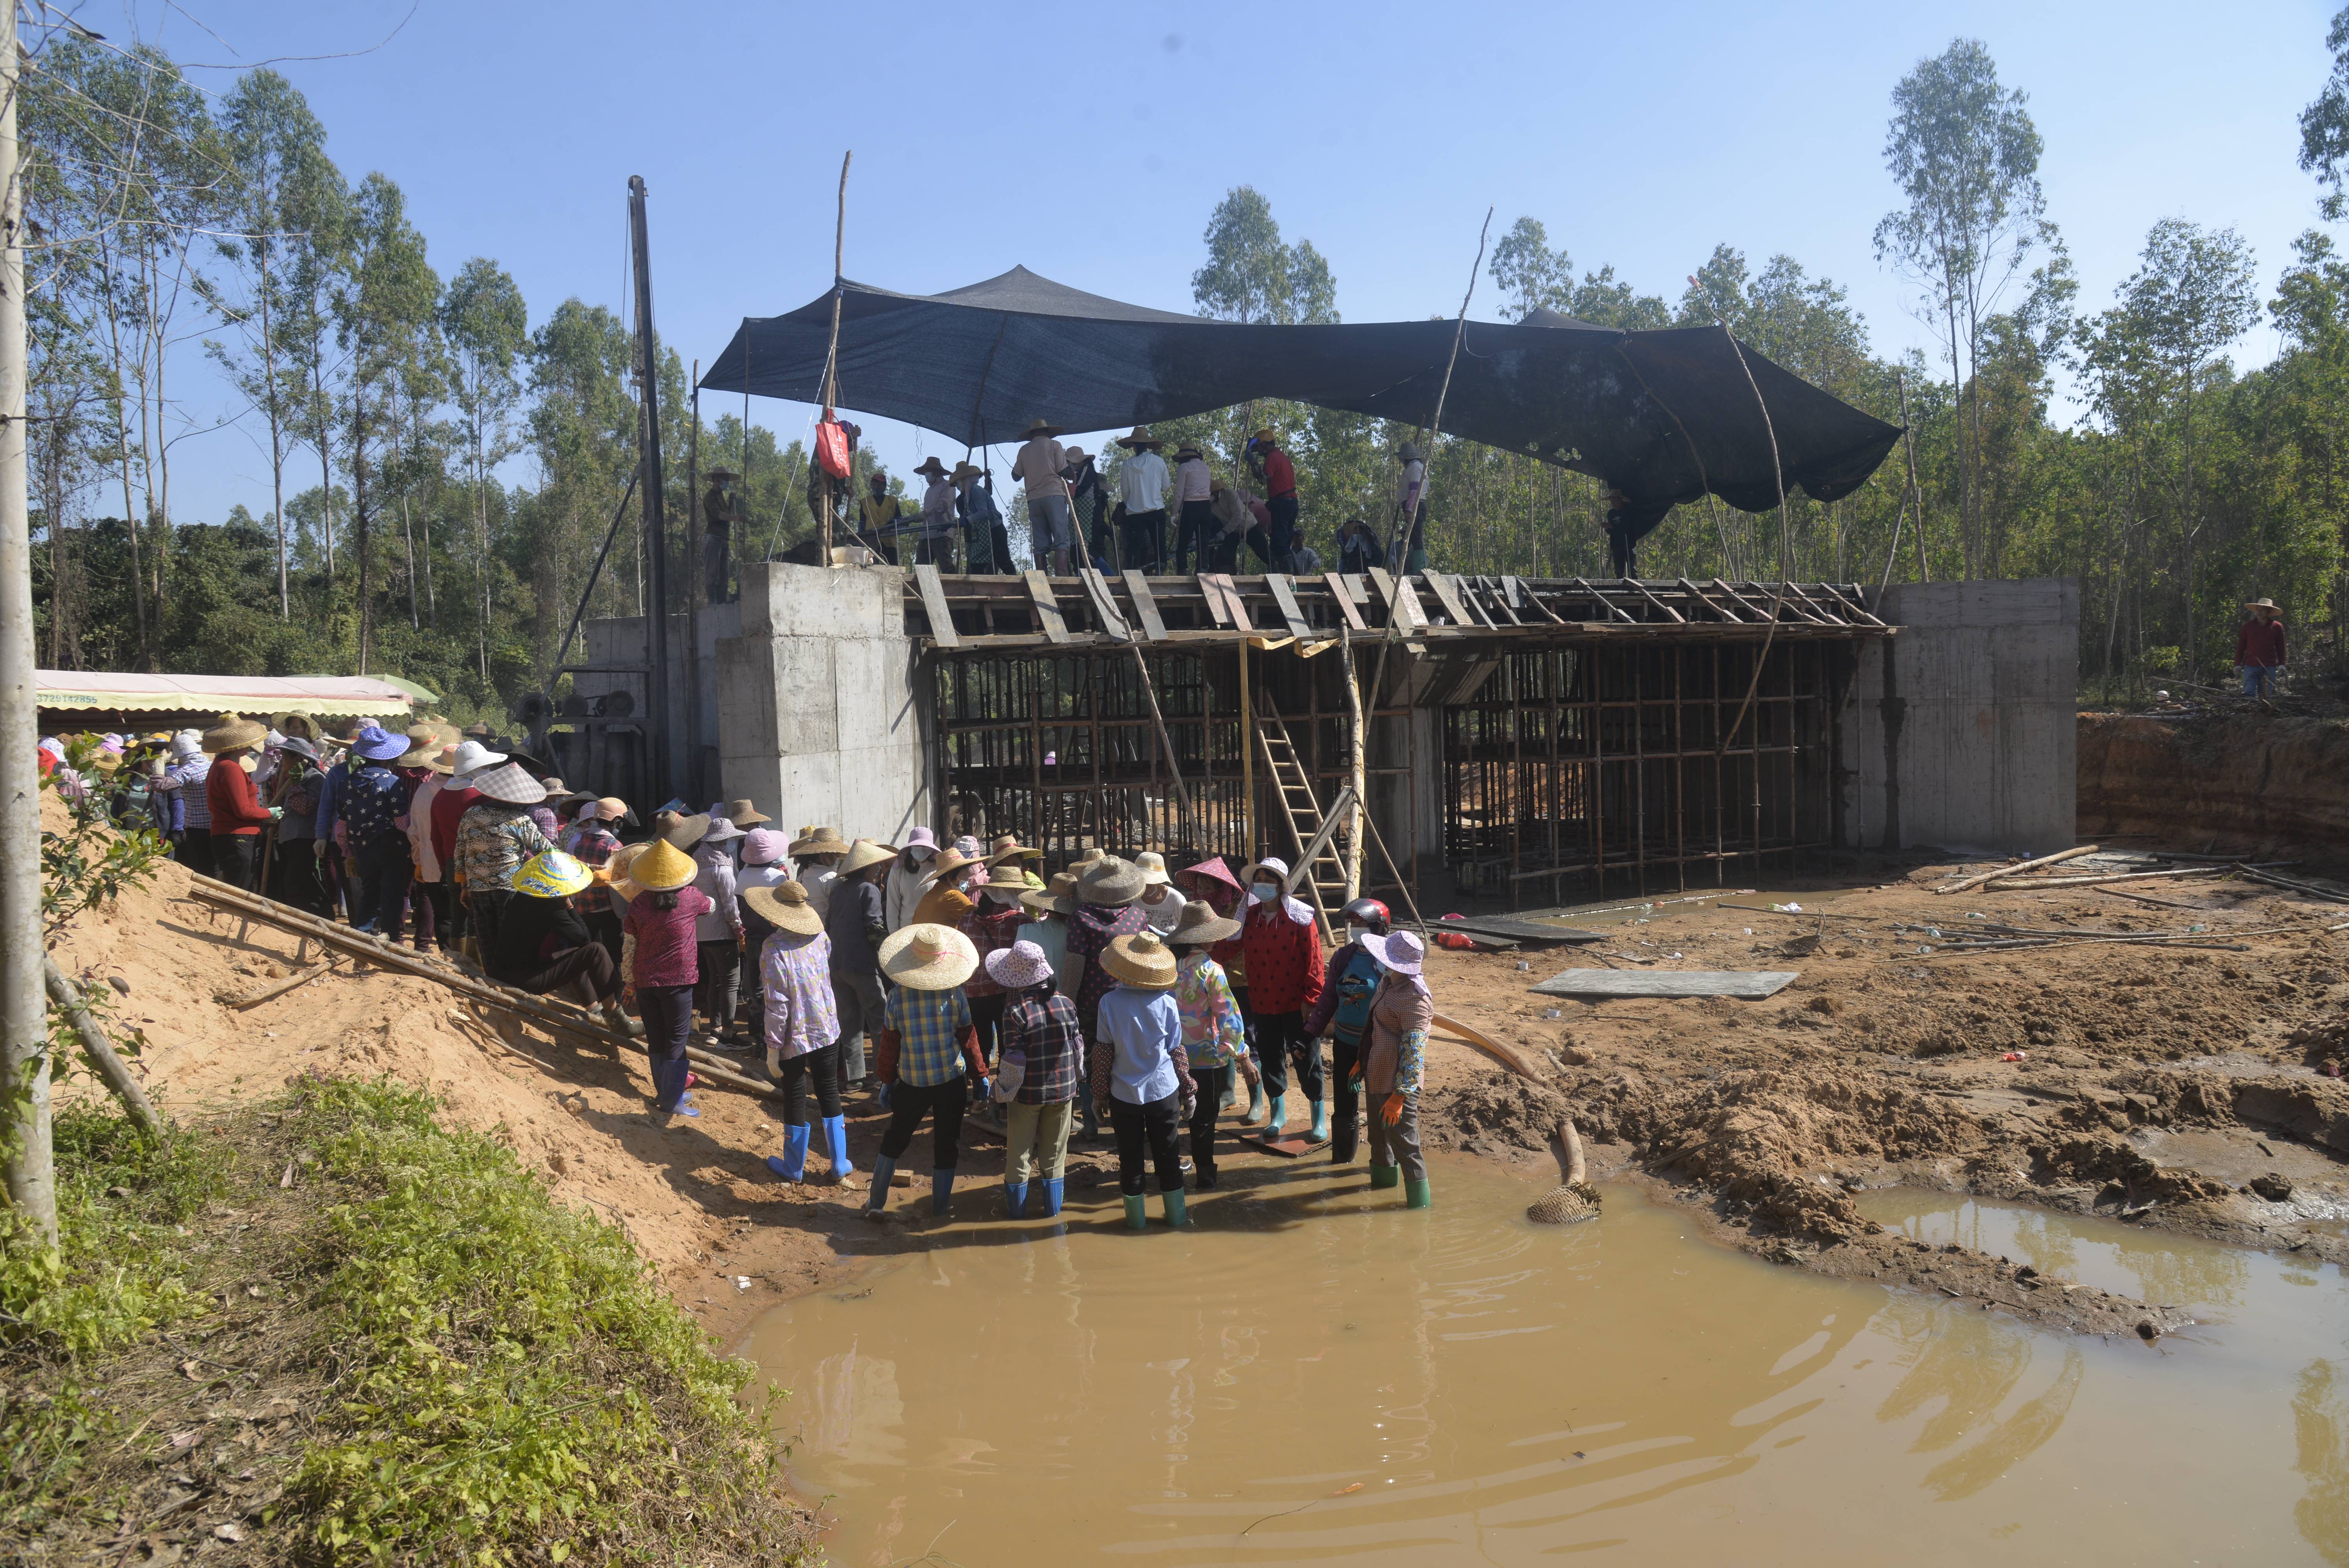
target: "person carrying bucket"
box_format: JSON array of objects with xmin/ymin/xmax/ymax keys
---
[
  {"xmin": 865, "ymin": 922, "xmax": 991, "ymax": 1221},
  {"xmin": 1351, "ymin": 928, "xmax": 1433, "ymax": 1208},
  {"xmin": 1304, "ymin": 898, "xmax": 1393, "ymax": 1166}
]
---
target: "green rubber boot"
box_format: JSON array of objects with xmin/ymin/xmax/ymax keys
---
[
  {"xmin": 1368, "ymin": 1163, "xmax": 1401, "ymax": 1189},
  {"xmin": 1163, "ymin": 1188, "xmax": 1188, "ymax": 1227},
  {"xmin": 1404, "ymin": 1177, "xmax": 1433, "ymax": 1210},
  {"xmin": 1123, "ymin": 1194, "xmax": 1148, "ymax": 1231}
]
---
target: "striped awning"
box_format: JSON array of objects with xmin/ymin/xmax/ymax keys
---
[{"xmin": 35, "ymin": 671, "xmax": 420, "ymax": 719}]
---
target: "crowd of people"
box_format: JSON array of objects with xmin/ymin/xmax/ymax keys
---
[
  {"xmin": 41, "ymin": 717, "xmax": 1438, "ymax": 1229},
  {"xmin": 828, "ymin": 421, "xmax": 1434, "ymax": 581}
]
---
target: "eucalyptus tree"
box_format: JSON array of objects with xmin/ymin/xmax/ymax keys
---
[
  {"xmin": 207, "ymin": 69, "xmax": 331, "ymax": 618},
  {"xmin": 440, "ymin": 257, "xmax": 527, "ymax": 679},
  {"xmin": 2299, "ymin": 6, "xmax": 2349, "ymax": 220},
  {"xmin": 1875, "ymin": 37, "xmax": 2053, "ymax": 578},
  {"xmin": 523, "ymin": 299, "xmax": 635, "ymax": 672},
  {"xmin": 1489, "ymin": 217, "xmax": 1572, "ymax": 320}
]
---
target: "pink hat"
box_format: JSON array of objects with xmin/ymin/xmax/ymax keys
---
[
  {"xmin": 1370, "ymin": 929, "xmax": 1425, "ymax": 976},
  {"xmin": 984, "ymin": 939, "xmax": 1055, "ymax": 991},
  {"xmin": 741, "ymin": 828, "xmax": 787, "ymax": 866},
  {"xmin": 1178, "ymin": 855, "xmax": 1243, "ymax": 893},
  {"xmin": 903, "ymin": 825, "xmax": 937, "ymax": 856}
]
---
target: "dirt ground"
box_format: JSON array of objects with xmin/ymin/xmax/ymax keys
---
[{"xmin": 57, "ymin": 832, "xmax": 2349, "ymax": 1348}]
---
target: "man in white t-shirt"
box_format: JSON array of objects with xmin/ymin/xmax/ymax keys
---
[
  {"xmin": 1115, "ymin": 426, "xmax": 1170, "ymax": 572},
  {"xmin": 1011, "ymin": 417, "xmax": 1073, "ymax": 573}
]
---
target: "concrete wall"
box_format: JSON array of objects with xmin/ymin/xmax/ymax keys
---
[
  {"xmin": 577, "ymin": 601, "xmax": 740, "ymax": 804},
  {"xmin": 712, "ymin": 563, "xmax": 929, "ymax": 845},
  {"xmin": 1847, "ymin": 578, "xmax": 2078, "ymax": 856}
]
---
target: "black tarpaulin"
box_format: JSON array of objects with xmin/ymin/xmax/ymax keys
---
[{"xmin": 698, "ymin": 266, "xmax": 1901, "ymax": 540}]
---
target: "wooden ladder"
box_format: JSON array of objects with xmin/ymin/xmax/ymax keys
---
[{"xmin": 1253, "ymin": 697, "xmax": 1349, "ymax": 940}]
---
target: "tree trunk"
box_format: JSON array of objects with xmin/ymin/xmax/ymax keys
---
[
  {"xmin": 259, "ymin": 240, "xmax": 287, "ymax": 618},
  {"xmin": 353, "ymin": 386, "xmax": 372, "ymax": 674}
]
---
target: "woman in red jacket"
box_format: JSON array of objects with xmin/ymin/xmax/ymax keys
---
[
  {"xmin": 201, "ymin": 715, "xmax": 278, "ymax": 890},
  {"xmin": 1237, "ymin": 856, "xmax": 1324, "ymax": 1141}
]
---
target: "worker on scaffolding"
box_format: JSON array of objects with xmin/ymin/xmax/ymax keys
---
[
  {"xmin": 1114, "ymin": 426, "xmax": 1169, "ymax": 573},
  {"xmin": 1012, "ymin": 417, "xmax": 1073, "ymax": 574},
  {"xmin": 1603, "ymin": 487, "xmax": 1640, "ymax": 579},
  {"xmin": 858, "ymin": 471, "xmax": 904, "ymax": 565},
  {"xmin": 953, "ymin": 461, "xmax": 1007, "ymax": 574},
  {"xmin": 1247, "ymin": 427, "xmax": 1299, "ymax": 572},
  {"xmin": 702, "ymin": 467, "xmax": 744, "ymax": 604},
  {"xmin": 913, "ymin": 456, "xmax": 959, "ymax": 570},
  {"xmin": 1063, "ymin": 446, "xmax": 1114, "ymax": 570}
]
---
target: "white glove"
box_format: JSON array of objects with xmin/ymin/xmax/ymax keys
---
[{"xmin": 991, "ymin": 1051, "xmax": 1026, "ymax": 1104}]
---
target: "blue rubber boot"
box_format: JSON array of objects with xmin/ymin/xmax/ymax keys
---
[
  {"xmin": 1308, "ymin": 1094, "xmax": 1329, "ymax": 1144},
  {"xmin": 820, "ymin": 1115, "xmax": 856, "ymax": 1183},
  {"xmin": 1245, "ymin": 1081, "xmax": 1267, "ymax": 1125},
  {"xmin": 1004, "ymin": 1180, "xmax": 1028, "ymax": 1218},
  {"xmin": 1041, "ymin": 1177, "xmax": 1065, "ymax": 1217},
  {"xmin": 1123, "ymin": 1194, "xmax": 1148, "ymax": 1230},
  {"xmin": 657, "ymin": 1060, "xmax": 697, "ymax": 1118},
  {"xmin": 1163, "ymin": 1188, "xmax": 1188, "ymax": 1227},
  {"xmin": 875, "ymin": 1080, "xmax": 891, "ymax": 1111},
  {"xmin": 765, "ymin": 1122, "xmax": 811, "ymax": 1182},
  {"xmin": 1265, "ymin": 1092, "xmax": 1287, "ymax": 1137},
  {"xmin": 864, "ymin": 1155, "xmax": 897, "ymax": 1214},
  {"xmin": 931, "ymin": 1168, "xmax": 956, "ymax": 1217}
]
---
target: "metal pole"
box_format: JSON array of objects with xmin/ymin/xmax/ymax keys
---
[
  {"xmin": 685, "ymin": 365, "xmax": 705, "ymax": 807},
  {"xmin": 0, "ymin": 1, "xmax": 52, "ymax": 1241},
  {"xmin": 627, "ymin": 176, "xmax": 673, "ymax": 807}
]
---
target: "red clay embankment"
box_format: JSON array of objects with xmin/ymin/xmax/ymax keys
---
[{"xmin": 2078, "ymin": 711, "xmax": 2349, "ymax": 858}]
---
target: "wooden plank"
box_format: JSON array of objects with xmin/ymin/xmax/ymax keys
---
[
  {"xmin": 1530, "ymin": 968, "xmax": 1800, "ymax": 999},
  {"xmin": 911, "ymin": 563, "xmax": 962, "ymax": 648},
  {"xmin": 1264, "ymin": 573, "xmax": 1315, "ymax": 640},
  {"xmin": 1078, "ymin": 568, "xmax": 1132, "ymax": 641},
  {"xmin": 1420, "ymin": 570, "xmax": 1477, "ymax": 627},
  {"xmin": 1624, "ymin": 578, "xmax": 1688, "ymax": 623},
  {"xmin": 1367, "ymin": 567, "xmax": 1422, "ymax": 629},
  {"xmin": 1393, "ymin": 575, "xmax": 1433, "ymax": 630},
  {"xmin": 1022, "ymin": 570, "xmax": 1071, "ymax": 644},
  {"xmin": 1322, "ymin": 571, "xmax": 1367, "ymax": 630},
  {"xmin": 1782, "ymin": 583, "xmax": 1850, "ymax": 626},
  {"xmin": 1194, "ymin": 573, "xmax": 1232, "ymax": 627},
  {"xmin": 1477, "ymin": 576, "xmax": 1524, "ymax": 626},
  {"xmin": 1121, "ymin": 569, "xmax": 1170, "ymax": 640},
  {"xmin": 1206, "ymin": 572, "xmax": 1254, "ymax": 630},
  {"xmin": 1817, "ymin": 582, "xmax": 1887, "ymax": 627},
  {"xmin": 1568, "ymin": 577, "xmax": 1638, "ymax": 624},
  {"xmin": 1508, "ymin": 576, "xmax": 1567, "ymax": 624}
]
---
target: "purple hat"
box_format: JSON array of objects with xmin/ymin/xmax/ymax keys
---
[
  {"xmin": 352, "ymin": 725, "xmax": 409, "ymax": 762},
  {"xmin": 1370, "ymin": 929, "xmax": 1424, "ymax": 976},
  {"xmin": 903, "ymin": 825, "xmax": 937, "ymax": 857},
  {"xmin": 742, "ymin": 827, "xmax": 786, "ymax": 866},
  {"xmin": 984, "ymin": 939, "xmax": 1055, "ymax": 991}
]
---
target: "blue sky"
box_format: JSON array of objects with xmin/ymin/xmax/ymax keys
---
[{"xmin": 98, "ymin": 0, "xmax": 2342, "ymax": 525}]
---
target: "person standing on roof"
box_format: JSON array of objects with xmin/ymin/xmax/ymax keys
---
[
  {"xmin": 858, "ymin": 471, "xmax": 903, "ymax": 564},
  {"xmin": 1336, "ymin": 517, "xmax": 1379, "ymax": 577},
  {"xmin": 2237, "ymin": 597, "xmax": 2287, "ymax": 700},
  {"xmin": 1249, "ymin": 427, "xmax": 1299, "ymax": 572},
  {"xmin": 1392, "ymin": 443, "xmax": 1429, "ymax": 574},
  {"xmin": 913, "ymin": 456, "xmax": 957, "ymax": 569},
  {"xmin": 702, "ymin": 467, "xmax": 745, "ymax": 604},
  {"xmin": 1063, "ymin": 446, "xmax": 1113, "ymax": 570},
  {"xmin": 1602, "ymin": 488, "xmax": 1639, "ymax": 579},
  {"xmin": 1171, "ymin": 442, "xmax": 1215, "ymax": 574},
  {"xmin": 1115, "ymin": 427, "xmax": 1169, "ymax": 573},
  {"xmin": 951, "ymin": 462, "xmax": 1005, "ymax": 574},
  {"xmin": 1012, "ymin": 417, "xmax": 1073, "ymax": 574}
]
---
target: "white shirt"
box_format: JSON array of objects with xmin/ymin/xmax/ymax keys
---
[
  {"xmin": 1398, "ymin": 458, "xmax": 1426, "ymax": 513},
  {"xmin": 1119, "ymin": 449, "xmax": 1169, "ymax": 513},
  {"xmin": 799, "ymin": 864, "xmax": 840, "ymax": 923},
  {"xmin": 1174, "ymin": 456, "xmax": 1212, "ymax": 504},
  {"xmin": 1138, "ymin": 884, "xmax": 1187, "ymax": 934}
]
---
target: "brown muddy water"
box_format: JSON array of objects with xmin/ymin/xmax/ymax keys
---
[{"xmin": 740, "ymin": 1160, "xmax": 2349, "ymax": 1565}]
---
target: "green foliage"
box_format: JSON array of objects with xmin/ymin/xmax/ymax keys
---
[
  {"xmin": 39, "ymin": 739, "xmax": 168, "ymax": 942},
  {"xmin": 2301, "ymin": 6, "xmax": 2349, "ymax": 221},
  {"xmin": 285, "ymin": 1079, "xmax": 782, "ymax": 1562}
]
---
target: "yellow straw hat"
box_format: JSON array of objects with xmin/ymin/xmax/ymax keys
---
[
  {"xmin": 878, "ymin": 921, "xmax": 980, "ymax": 990},
  {"xmin": 1101, "ymin": 931, "xmax": 1178, "ymax": 989},
  {"xmin": 741, "ymin": 880, "xmax": 823, "ymax": 936},
  {"xmin": 629, "ymin": 837, "xmax": 698, "ymax": 893}
]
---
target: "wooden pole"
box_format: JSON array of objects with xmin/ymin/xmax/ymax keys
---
[
  {"xmin": 819, "ymin": 151, "xmax": 851, "ymax": 567},
  {"xmin": 1936, "ymin": 843, "xmax": 2098, "ymax": 894},
  {"xmin": 42, "ymin": 959, "xmax": 165, "ymax": 1137},
  {"xmin": 685, "ymin": 365, "xmax": 705, "ymax": 807},
  {"xmin": 1239, "ymin": 635, "xmax": 1253, "ymax": 862},
  {"xmin": 1342, "ymin": 627, "xmax": 1366, "ymax": 900}
]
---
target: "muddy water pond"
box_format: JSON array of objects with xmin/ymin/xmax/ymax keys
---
[{"xmin": 741, "ymin": 1160, "xmax": 2349, "ymax": 1564}]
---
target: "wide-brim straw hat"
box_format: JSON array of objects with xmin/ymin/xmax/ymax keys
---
[
  {"xmin": 513, "ymin": 850, "xmax": 593, "ymax": 899},
  {"xmin": 705, "ymin": 467, "xmax": 741, "ymax": 481},
  {"xmin": 1167, "ymin": 899, "xmax": 1241, "ymax": 946},
  {"xmin": 1371, "ymin": 928, "xmax": 1426, "ymax": 976},
  {"xmin": 1062, "ymin": 447, "xmax": 1090, "ymax": 466},
  {"xmin": 951, "ymin": 461, "xmax": 985, "ymax": 483},
  {"xmin": 984, "ymin": 939, "xmax": 1055, "ymax": 991},
  {"xmin": 1069, "ymin": 846, "xmax": 1103, "ymax": 867},
  {"xmin": 1077, "ymin": 855, "xmax": 1146, "ymax": 908},
  {"xmin": 839, "ymin": 837, "xmax": 898, "ymax": 876},
  {"xmin": 657, "ymin": 810, "xmax": 711, "ymax": 850},
  {"xmin": 470, "ymin": 763, "xmax": 548, "ymax": 805},
  {"xmin": 1176, "ymin": 855, "xmax": 1243, "ymax": 893},
  {"xmin": 1022, "ymin": 871, "xmax": 1078, "ymax": 915},
  {"xmin": 1102, "ymin": 931, "xmax": 1177, "ymax": 989},
  {"xmin": 391, "ymin": 739, "xmax": 441, "ymax": 768},
  {"xmin": 629, "ymin": 837, "xmax": 699, "ymax": 893},
  {"xmin": 879, "ymin": 921, "xmax": 980, "ymax": 990},
  {"xmin": 1116, "ymin": 426, "xmax": 1164, "ymax": 450},
  {"xmin": 985, "ymin": 834, "xmax": 1041, "ymax": 864},
  {"xmin": 1134, "ymin": 851, "xmax": 1172, "ymax": 886},
  {"xmin": 702, "ymin": 816, "xmax": 748, "ymax": 844},
  {"xmin": 741, "ymin": 880, "xmax": 823, "ymax": 936},
  {"xmin": 604, "ymin": 841, "xmax": 650, "ymax": 903},
  {"xmin": 449, "ymin": 739, "xmax": 505, "ymax": 775},
  {"xmin": 2246, "ymin": 598, "xmax": 2279, "ymax": 610},
  {"xmin": 200, "ymin": 715, "xmax": 268, "ymax": 754},
  {"xmin": 912, "ymin": 456, "xmax": 949, "ymax": 478},
  {"xmin": 790, "ymin": 825, "xmax": 850, "ymax": 858},
  {"xmin": 921, "ymin": 847, "xmax": 983, "ymax": 885},
  {"xmin": 592, "ymin": 796, "xmax": 633, "ymax": 824},
  {"xmin": 720, "ymin": 798, "xmax": 770, "ymax": 826},
  {"xmin": 1174, "ymin": 444, "xmax": 1204, "ymax": 461},
  {"xmin": 538, "ymin": 777, "xmax": 571, "ymax": 797},
  {"xmin": 1020, "ymin": 417, "xmax": 1065, "ymax": 440},
  {"xmin": 422, "ymin": 746, "xmax": 457, "ymax": 775}
]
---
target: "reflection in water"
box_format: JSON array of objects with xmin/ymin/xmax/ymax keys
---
[
  {"xmin": 1860, "ymin": 1190, "xmax": 2252, "ymax": 1311},
  {"xmin": 747, "ymin": 1166, "xmax": 2349, "ymax": 1566}
]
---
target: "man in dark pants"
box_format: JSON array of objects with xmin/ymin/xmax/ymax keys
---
[
  {"xmin": 1249, "ymin": 427, "xmax": 1299, "ymax": 572},
  {"xmin": 1604, "ymin": 488, "xmax": 1640, "ymax": 578},
  {"xmin": 1304, "ymin": 898, "xmax": 1392, "ymax": 1164}
]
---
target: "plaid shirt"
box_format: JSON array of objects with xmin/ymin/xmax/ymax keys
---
[
  {"xmin": 561, "ymin": 821, "xmax": 621, "ymax": 913},
  {"xmin": 884, "ymin": 985, "xmax": 976, "ymax": 1088},
  {"xmin": 958, "ymin": 903, "xmax": 1029, "ymax": 998},
  {"xmin": 999, "ymin": 986, "xmax": 1082, "ymax": 1104}
]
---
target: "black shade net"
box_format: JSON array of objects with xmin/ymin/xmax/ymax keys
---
[{"xmin": 698, "ymin": 266, "xmax": 1902, "ymax": 544}]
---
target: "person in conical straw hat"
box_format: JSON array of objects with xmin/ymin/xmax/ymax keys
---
[
  {"xmin": 494, "ymin": 850, "xmax": 627, "ymax": 1030},
  {"xmin": 199, "ymin": 715, "xmax": 277, "ymax": 892},
  {"xmin": 1061, "ymin": 855, "xmax": 1152, "ymax": 1144},
  {"xmin": 744, "ymin": 880, "xmax": 854, "ymax": 1187},
  {"xmin": 1113, "ymin": 426, "xmax": 1171, "ymax": 573},
  {"xmin": 983, "ymin": 937, "xmax": 1083, "ymax": 1219},
  {"xmin": 864, "ymin": 922, "xmax": 988, "ymax": 1222},
  {"xmin": 1092, "ymin": 931, "xmax": 1194, "ymax": 1229},
  {"xmin": 1354, "ymin": 929, "xmax": 1434, "ymax": 1210},
  {"xmin": 2237, "ymin": 596, "xmax": 2287, "ymax": 700},
  {"xmin": 621, "ymin": 837, "xmax": 713, "ymax": 1119},
  {"xmin": 1133, "ymin": 851, "xmax": 1187, "ymax": 935},
  {"xmin": 827, "ymin": 837, "xmax": 899, "ymax": 1096},
  {"xmin": 983, "ymin": 832, "xmax": 1040, "ymax": 866},
  {"xmin": 787, "ymin": 825, "xmax": 850, "ymax": 924},
  {"xmin": 1166, "ymin": 898, "xmax": 1248, "ymax": 1189}
]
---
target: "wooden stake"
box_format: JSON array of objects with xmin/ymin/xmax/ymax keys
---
[
  {"xmin": 42, "ymin": 958, "xmax": 164, "ymax": 1137},
  {"xmin": 1935, "ymin": 843, "xmax": 2099, "ymax": 894}
]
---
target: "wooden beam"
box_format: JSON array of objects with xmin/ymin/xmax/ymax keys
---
[
  {"xmin": 1322, "ymin": 571, "xmax": 1367, "ymax": 630},
  {"xmin": 1567, "ymin": 577, "xmax": 1638, "ymax": 624},
  {"xmin": 1264, "ymin": 573, "xmax": 1315, "ymax": 640},
  {"xmin": 1367, "ymin": 567, "xmax": 1422, "ymax": 629},
  {"xmin": 1078, "ymin": 568, "xmax": 1132, "ymax": 641},
  {"xmin": 1022, "ymin": 570, "xmax": 1071, "ymax": 643},
  {"xmin": 1624, "ymin": 578, "xmax": 1688, "ymax": 623},
  {"xmin": 911, "ymin": 563, "xmax": 962, "ymax": 647},
  {"xmin": 1205, "ymin": 572, "xmax": 1254, "ymax": 630},
  {"xmin": 1508, "ymin": 575, "xmax": 1567, "ymax": 624},
  {"xmin": 1194, "ymin": 573, "xmax": 1232, "ymax": 627},
  {"xmin": 1121, "ymin": 569, "xmax": 1170, "ymax": 641},
  {"xmin": 1419, "ymin": 570, "xmax": 1473, "ymax": 626}
]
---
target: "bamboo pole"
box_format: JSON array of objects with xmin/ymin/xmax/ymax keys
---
[
  {"xmin": 1342, "ymin": 627, "xmax": 1366, "ymax": 900},
  {"xmin": 1936, "ymin": 843, "xmax": 2100, "ymax": 894},
  {"xmin": 42, "ymin": 958, "xmax": 165, "ymax": 1137}
]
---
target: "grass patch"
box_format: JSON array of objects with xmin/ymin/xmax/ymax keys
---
[{"xmin": 3, "ymin": 1081, "xmax": 813, "ymax": 1564}]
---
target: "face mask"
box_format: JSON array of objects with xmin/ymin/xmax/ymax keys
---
[
  {"xmin": 1251, "ymin": 883, "xmax": 1279, "ymax": 903},
  {"xmin": 1349, "ymin": 926, "xmax": 1372, "ymax": 944}
]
